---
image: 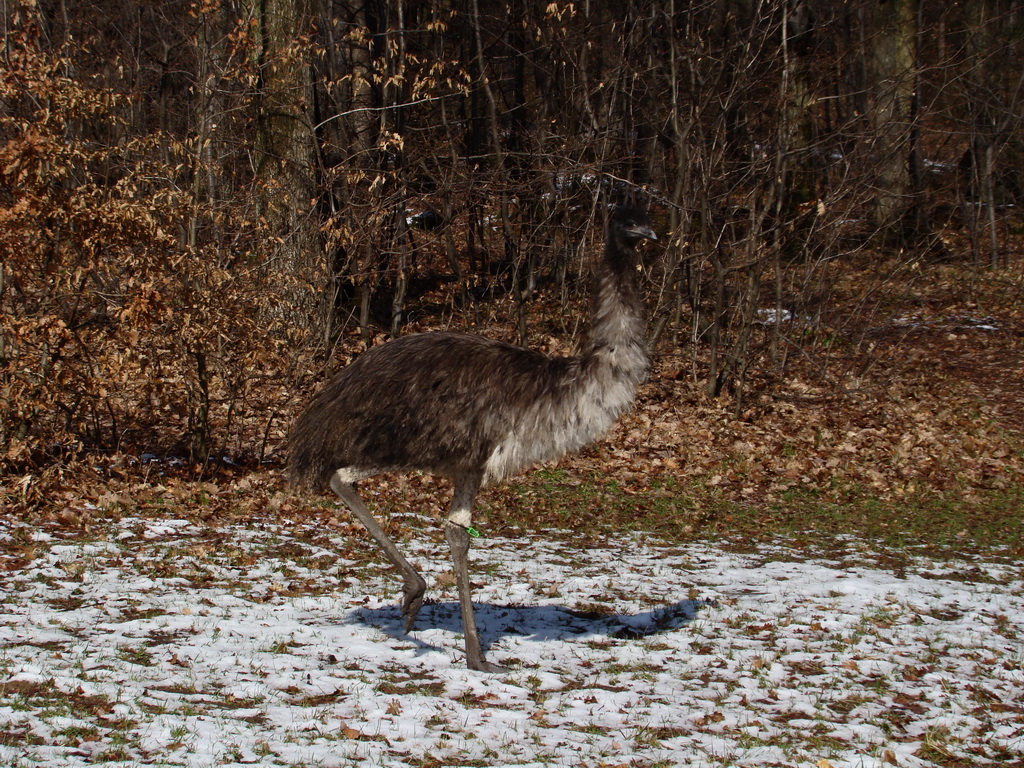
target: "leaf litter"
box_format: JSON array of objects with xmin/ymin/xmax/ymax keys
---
[{"xmin": 0, "ymin": 514, "xmax": 1022, "ymax": 768}]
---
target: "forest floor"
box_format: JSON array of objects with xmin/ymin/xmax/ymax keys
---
[
  {"xmin": 9, "ymin": 254, "xmax": 1024, "ymax": 552},
  {"xmin": 2, "ymin": 255, "xmax": 1023, "ymax": 767},
  {"xmin": 1, "ymin": 514, "xmax": 1022, "ymax": 768}
]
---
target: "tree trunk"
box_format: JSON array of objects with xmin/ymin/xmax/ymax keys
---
[
  {"xmin": 253, "ymin": 0, "xmax": 318, "ymax": 295},
  {"xmin": 869, "ymin": 0, "xmax": 918, "ymax": 237}
]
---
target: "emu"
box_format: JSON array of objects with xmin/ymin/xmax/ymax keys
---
[{"xmin": 288, "ymin": 206, "xmax": 657, "ymax": 671}]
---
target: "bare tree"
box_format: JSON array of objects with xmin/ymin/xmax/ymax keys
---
[{"xmin": 867, "ymin": 0, "xmax": 918, "ymax": 237}]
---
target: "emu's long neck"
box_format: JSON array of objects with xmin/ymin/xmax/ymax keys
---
[
  {"xmin": 480, "ymin": 243, "xmax": 648, "ymax": 485},
  {"xmin": 581, "ymin": 252, "xmax": 647, "ymax": 378}
]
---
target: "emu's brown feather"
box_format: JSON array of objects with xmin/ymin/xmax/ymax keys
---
[{"xmin": 289, "ymin": 209, "xmax": 651, "ymax": 491}]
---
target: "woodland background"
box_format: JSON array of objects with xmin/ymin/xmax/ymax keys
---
[{"xmin": 2, "ymin": 0, "xmax": 1022, "ymax": 533}]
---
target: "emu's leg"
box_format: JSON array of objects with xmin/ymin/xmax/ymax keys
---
[
  {"xmin": 445, "ymin": 474, "xmax": 503, "ymax": 673},
  {"xmin": 330, "ymin": 470, "xmax": 427, "ymax": 632}
]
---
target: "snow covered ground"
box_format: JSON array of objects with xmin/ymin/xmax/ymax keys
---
[{"xmin": 1, "ymin": 514, "xmax": 1022, "ymax": 767}]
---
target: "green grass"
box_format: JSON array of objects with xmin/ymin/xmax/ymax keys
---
[
  {"xmin": 489, "ymin": 468, "xmax": 1024, "ymax": 559},
  {"xmin": 758, "ymin": 482, "xmax": 1024, "ymax": 553}
]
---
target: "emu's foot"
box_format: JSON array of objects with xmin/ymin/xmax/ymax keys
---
[
  {"xmin": 465, "ymin": 640, "xmax": 504, "ymax": 673},
  {"xmin": 467, "ymin": 657, "xmax": 505, "ymax": 674},
  {"xmin": 401, "ymin": 574, "xmax": 427, "ymax": 633}
]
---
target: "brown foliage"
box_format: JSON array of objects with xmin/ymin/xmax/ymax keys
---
[
  {"xmin": 0, "ymin": 22, "xmax": 315, "ymax": 481},
  {"xmin": 1, "ymin": 0, "xmax": 1023, "ymax": 516}
]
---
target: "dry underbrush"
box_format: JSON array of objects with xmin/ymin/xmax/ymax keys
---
[{"xmin": 3, "ymin": 254, "xmax": 1022, "ymax": 552}]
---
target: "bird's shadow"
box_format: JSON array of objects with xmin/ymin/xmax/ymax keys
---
[{"xmin": 350, "ymin": 597, "xmax": 711, "ymax": 661}]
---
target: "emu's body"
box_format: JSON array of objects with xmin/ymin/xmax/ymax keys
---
[{"xmin": 289, "ymin": 207, "xmax": 656, "ymax": 671}]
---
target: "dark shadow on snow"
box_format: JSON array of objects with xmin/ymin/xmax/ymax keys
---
[{"xmin": 348, "ymin": 598, "xmax": 712, "ymax": 661}]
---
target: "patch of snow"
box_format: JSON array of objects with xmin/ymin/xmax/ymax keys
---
[
  {"xmin": 892, "ymin": 313, "xmax": 1000, "ymax": 333},
  {"xmin": 0, "ymin": 518, "xmax": 1021, "ymax": 767},
  {"xmin": 924, "ymin": 159, "xmax": 957, "ymax": 173},
  {"xmin": 754, "ymin": 308, "xmax": 793, "ymax": 325}
]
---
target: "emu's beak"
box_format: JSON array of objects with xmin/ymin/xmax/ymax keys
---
[{"xmin": 632, "ymin": 224, "xmax": 658, "ymax": 242}]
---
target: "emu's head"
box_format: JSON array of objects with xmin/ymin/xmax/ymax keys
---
[
  {"xmin": 610, "ymin": 205, "xmax": 657, "ymax": 245},
  {"xmin": 607, "ymin": 206, "xmax": 657, "ymax": 264}
]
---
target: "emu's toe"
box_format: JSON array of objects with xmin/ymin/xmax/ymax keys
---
[
  {"xmin": 401, "ymin": 575, "xmax": 427, "ymax": 632},
  {"xmin": 468, "ymin": 658, "xmax": 505, "ymax": 674}
]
